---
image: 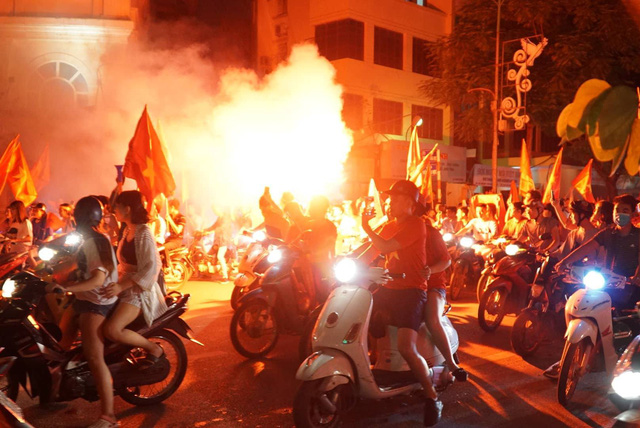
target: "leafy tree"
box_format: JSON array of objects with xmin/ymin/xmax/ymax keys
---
[{"xmin": 420, "ymin": 0, "xmax": 640, "ymax": 154}]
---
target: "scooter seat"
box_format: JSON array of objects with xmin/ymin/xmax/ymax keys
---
[
  {"xmin": 372, "ymin": 369, "xmax": 417, "ymax": 390},
  {"xmin": 124, "ymin": 294, "xmax": 190, "ymax": 335}
]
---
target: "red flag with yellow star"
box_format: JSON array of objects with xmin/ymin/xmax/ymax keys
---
[
  {"xmin": 0, "ymin": 135, "xmax": 38, "ymax": 205},
  {"xmin": 123, "ymin": 106, "xmax": 176, "ymax": 204}
]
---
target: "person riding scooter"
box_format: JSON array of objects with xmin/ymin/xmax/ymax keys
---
[{"xmin": 360, "ymin": 179, "xmax": 442, "ymax": 426}]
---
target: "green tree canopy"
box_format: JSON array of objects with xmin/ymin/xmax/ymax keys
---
[{"xmin": 421, "ymin": 0, "xmax": 640, "ymax": 148}]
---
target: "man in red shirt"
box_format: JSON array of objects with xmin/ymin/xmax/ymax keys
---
[{"xmin": 361, "ymin": 179, "xmax": 442, "ymax": 426}]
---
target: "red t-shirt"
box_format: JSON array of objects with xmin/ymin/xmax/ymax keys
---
[
  {"xmin": 379, "ymin": 215, "xmax": 427, "ymax": 290},
  {"xmin": 425, "ymin": 223, "xmax": 451, "ymax": 290}
]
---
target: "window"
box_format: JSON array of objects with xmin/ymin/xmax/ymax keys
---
[
  {"xmin": 412, "ymin": 104, "xmax": 443, "ymax": 140},
  {"xmin": 342, "ymin": 94, "xmax": 364, "ymax": 131},
  {"xmin": 412, "ymin": 37, "xmax": 440, "ymax": 77},
  {"xmin": 29, "ymin": 61, "xmax": 90, "ymax": 115},
  {"xmin": 374, "ymin": 26, "xmax": 403, "ymax": 70},
  {"xmin": 315, "ymin": 19, "xmax": 364, "ymax": 61},
  {"xmin": 373, "ymin": 99, "xmax": 403, "ymax": 135}
]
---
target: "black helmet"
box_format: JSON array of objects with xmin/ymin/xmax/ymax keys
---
[
  {"xmin": 570, "ymin": 200, "xmax": 594, "ymax": 218},
  {"xmin": 74, "ymin": 196, "xmax": 103, "ymax": 228}
]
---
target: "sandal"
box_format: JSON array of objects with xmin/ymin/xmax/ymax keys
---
[{"xmin": 87, "ymin": 416, "xmax": 120, "ymax": 428}]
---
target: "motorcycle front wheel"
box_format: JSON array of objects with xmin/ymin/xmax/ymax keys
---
[
  {"xmin": 164, "ymin": 260, "xmax": 190, "ymax": 291},
  {"xmin": 449, "ymin": 263, "xmax": 468, "ymax": 301},
  {"xmin": 230, "ymin": 299, "xmax": 279, "ymax": 358},
  {"xmin": 511, "ymin": 309, "xmax": 541, "ymax": 357},
  {"xmin": 476, "ymin": 271, "xmax": 491, "ymax": 303},
  {"xmin": 293, "ymin": 379, "xmax": 354, "ymax": 428},
  {"xmin": 478, "ymin": 287, "xmax": 508, "ymax": 332},
  {"xmin": 557, "ymin": 339, "xmax": 591, "ymax": 407},
  {"xmin": 118, "ymin": 329, "xmax": 188, "ymax": 406}
]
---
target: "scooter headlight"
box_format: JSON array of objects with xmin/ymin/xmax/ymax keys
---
[
  {"xmin": 442, "ymin": 233, "xmax": 453, "ymax": 243},
  {"xmin": 460, "ymin": 237, "xmax": 474, "ymax": 248},
  {"xmin": 252, "ymin": 231, "xmax": 267, "ymax": 242},
  {"xmin": 267, "ymin": 249, "xmax": 283, "ymax": 264},
  {"xmin": 38, "ymin": 247, "xmax": 57, "ymax": 262},
  {"xmin": 583, "ymin": 271, "xmax": 605, "ymax": 290},
  {"xmin": 64, "ymin": 232, "xmax": 82, "ymax": 246},
  {"xmin": 1, "ymin": 278, "xmax": 16, "ymax": 298},
  {"xmin": 334, "ymin": 258, "xmax": 358, "ymax": 283},
  {"xmin": 612, "ymin": 371, "xmax": 640, "ymax": 400},
  {"xmin": 505, "ymin": 244, "xmax": 519, "ymax": 256}
]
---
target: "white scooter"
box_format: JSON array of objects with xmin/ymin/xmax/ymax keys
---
[
  {"xmin": 293, "ymin": 258, "xmax": 459, "ymax": 427},
  {"xmin": 557, "ymin": 266, "xmax": 639, "ymax": 406}
]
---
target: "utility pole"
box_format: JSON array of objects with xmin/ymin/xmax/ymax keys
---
[{"xmin": 491, "ymin": 0, "xmax": 503, "ymax": 193}]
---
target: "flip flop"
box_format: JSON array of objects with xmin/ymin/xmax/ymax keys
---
[{"xmin": 87, "ymin": 416, "xmax": 120, "ymax": 428}]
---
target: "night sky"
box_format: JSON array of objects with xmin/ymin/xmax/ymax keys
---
[{"xmin": 149, "ymin": 0, "xmax": 254, "ymax": 68}]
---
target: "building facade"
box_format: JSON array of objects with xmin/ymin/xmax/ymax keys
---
[
  {"xmin": 255, "ymin": 0, "xmax": 455, "ymax": 196},
  {"xmin": 0, "ymin": 0, "xmax": 139, "ymax": 115}
]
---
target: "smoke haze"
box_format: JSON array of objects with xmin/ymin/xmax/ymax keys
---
[{"xmin": 0, "ymin": 30, "xmax": 353, "ymax": 227}]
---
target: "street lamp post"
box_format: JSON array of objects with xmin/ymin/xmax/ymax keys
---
[{"xmin": 492, "ymin": 0, "xmax": 503, "ymax": 193}]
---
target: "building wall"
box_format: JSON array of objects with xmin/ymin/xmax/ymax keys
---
[
  {"xmin": 0, "ymin": 0, "xmax": 134, "ymax": 113},
  {"xmin": 256, "ymin": 0, "xmax": 454, "ymax": 197},
  {"xmin": 256, "ymin": 0, "xmax": 452, "ymax": 142}
]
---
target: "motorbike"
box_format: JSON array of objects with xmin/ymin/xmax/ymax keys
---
[
  {"xmin": 230, "ymin": 231, "xmax": 278, "ymax": 310},
  {"xmin": 0, "ymin": 353, "xmax": 33, "ymax": 428},
  {"xmin": 477, "ymin": 243, "xmax": 539, "ymax": 332},
  {"xmin": 229, "ymin": 236, "xmax": 324, "ymax": 360},
  {"xmin": 510, "ymin": 256, "xmax": 581, "ymax": 357},
  {"xmin": 447, "ymin": 236, "xmax": 486, "ymax": 301},
  {"xmin": 159, "ymin": 244, "xmax": 194, "ymax": 290},
  {"xmin": 0, "ymin": 270, "xmax": 201, "ymax": 407},
  {"xmin": 557, "ymin": 266, "xmax": 640, "ymax": 406},
  {"xmin": 609, "ymin": 334, "xmax": 640, "ymax": 427},
  {"xmin": 293, "ymin": 258, "xmax": 458, "ymax": 428}
]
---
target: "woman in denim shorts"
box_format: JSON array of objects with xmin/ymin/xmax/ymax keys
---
[{"xmin": 46, "ymin": 196, "xmax": 120, "ymax": 428}]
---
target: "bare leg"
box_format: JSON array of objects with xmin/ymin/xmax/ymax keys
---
[
  {"xmin": 217, "ymin": 246, "xmax": 228, "ymax": 279},
  {"xmin": 425, "ymin": 290, "xmax": 460, "ymax": 371},
  {"xmin": 58, "ymin": 306, "xmax": 79, "ymax": 350},
  {"xmin": 397, "ymin": 328, "xmax": 437, "ymax": 399},
  {"xmin": 79, "ymin": 313, "xmax": 115, "ymax": 421},
  {"xmin": 103, "ymin": 303, "xmax": 162, "ymax": 357}
]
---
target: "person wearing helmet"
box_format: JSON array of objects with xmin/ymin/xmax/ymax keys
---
[
  {"xmin": 44, "ymin": 196, "xmax": 120, "ymax": 428},
  {"xmin": 360, "ymin": 179, "xmax": 443, "ymax": 426},
  {"xmin": 550, "ymin": 200, "xmax": 597, "ymax": 260}
]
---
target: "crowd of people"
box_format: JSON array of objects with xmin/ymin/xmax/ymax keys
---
[{"xmin": 2, "ymin": 179, "xmax": 640, "ymax": 427}]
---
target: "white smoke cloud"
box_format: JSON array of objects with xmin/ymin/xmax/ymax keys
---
[{"xmin": 1, "ymin": 36, "xmax": 353, "ymax": 228}]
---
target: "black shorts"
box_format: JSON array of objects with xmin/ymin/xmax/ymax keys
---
[
  {"xmin": 372, "ymin": 286, "xmax": 427, "ymax": 332},
  {"xmin": 73, "ymin": 299, "xmax": 115, "ymax": 318}
]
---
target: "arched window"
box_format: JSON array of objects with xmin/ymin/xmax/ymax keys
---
[{"xmin": 29, "ymin": 61, "xmax": 90, "ymax": 114}]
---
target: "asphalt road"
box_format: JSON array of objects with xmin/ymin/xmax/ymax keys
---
[{"xmin": 17, "ymin": 281, "xmax": 621, "ymax": 428}]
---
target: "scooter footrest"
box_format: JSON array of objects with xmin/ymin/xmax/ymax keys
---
[{"xmin": 372, "ymin": 369, "xmax": 417, "ymax": 390}]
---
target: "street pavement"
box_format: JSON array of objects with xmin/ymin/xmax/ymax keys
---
[{"xmin": 18, "ymin": 281, "xmax": 621, "ymax": 427}]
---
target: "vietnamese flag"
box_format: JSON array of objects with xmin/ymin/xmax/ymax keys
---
[
  {"xmin": 0, "ymin": 135, "xmax": 37, "ymax": 205},
  {"xmin": 519, "ymin": 139, "xmax": 535, "ymax": 197},
  {"xmin": 31, "ymin": 142, "xmax": 50, "ymax": 192},
  {"xmin": 572, "ymin": 159, "xmax": 596, "ymax": 203},
  {"xmin": 507, "ymin": 180, "xmax": 519, "ymax": 205},
  {"xmin": 406, "ymin": 125, "xmax": 422, "ymax": 182},
  {"xmin": 542, "ymin": 147, "xmax": 564, "ymax": 204},
  {"xmin": 123, "ymin": 106, "xmax": 176, "ymax": 204}
]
